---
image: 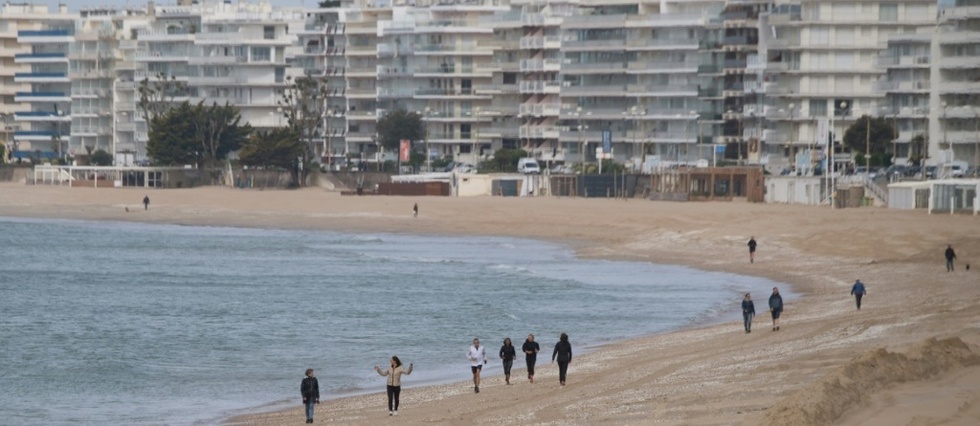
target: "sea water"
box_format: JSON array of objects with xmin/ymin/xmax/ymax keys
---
[{"xmin": 0, "ymin": 217, "xmax": 787, "ymax": 425}]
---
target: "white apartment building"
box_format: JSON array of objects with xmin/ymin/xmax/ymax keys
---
[
  {"xmin": 132, "ymin": 0, "xmax": 301, "ymax": 163},
  {"xmin": 294, "ymin": 6, "xmax": 349, "ymax": 164},
  {"xmin": 763, "ymin": 0, "xmax": 937, "ymax": 173},
  {"xmin": 877, "ymin": 31, "xmax": 932, "ymax": 163},
  {"xmin": 1, "ymin": 3, "xmax": 69, "ymax": 162},
  {"xmin": 930, "ymin": 0, "xmax": 980, "ymax": 167},
  {"xmin": 13, "ymin": 7, "xmax": 75, "ymax": 162}
]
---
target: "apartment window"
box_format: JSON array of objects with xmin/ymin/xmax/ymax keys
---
[
  {"xmin": 810, "ymin": 100, "xmax": 827, "ymax": 117},
  {"xmin": 836, "ymin": 28, "xmax": 854, "ymax": 46},
  {"xmin": 811, "ymin": 53, "xmax": 830, "ymax": 70},
  {"xmin": 503, "ymin": 73, "xmax": 517, "ymax": 84},
  {"xmin": 252, "ymin": 47, "xmax": 271, "ymax": 62},
  {"xmin": 810, "ymin": 27, "xmax": 829, "ymax": 45},
  {"xmin": 835, "ymin": 52, "xmax": 854, "ymax": 69},
  {"xmin": 275, "ymin": 67, "xmax": 285, "ymax": 83},
  {"xmin": 264, "ymin": 26, "xmax": 275, "ymax": 40},
  {"xmin": 879, "ymin": 4, "xmax": 898, "ymax": 22}
]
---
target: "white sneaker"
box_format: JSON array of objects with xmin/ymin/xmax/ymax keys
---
[
  {"xmin": 389, "ymin": 411, "xmax": 393, "ymax": 416},
  {"xmin": 394, "ymin": 411, "xmax": 398, "ymax": 416}
]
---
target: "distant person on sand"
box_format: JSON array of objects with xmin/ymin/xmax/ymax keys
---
[
  {"xmin": 375, "ymin": 356, "xmax": 413, "ymax": 416},
  {"xmin": 499, "ymin": 338, "xmax": 516, "ymax": 385},
  {"xmin": 300, "ymin": 368, "xmax": 319, "ymax": 424},
  {"xmin": 747, "ymin": 237, "xmax": 757, "ymax": 263},
  {"xmin": 413, "ymin": 203, "xmax": 418, "ymax": 218},
  {"xmin": 551, "ymin": 332, "xmax": 572, "ymax": 386},
  {"xmin": 851, "ymin": 279, "xmax": 867, "ymax": 310},
  {"xmin": 741, "ymin": 293, "xmax": 755, "ymax": 333},
  {"xmin": 143, "ymin": 195, "xmax": 150, "ymax": 210},
  {"xmin": 945, "ymin": 245, "xmax": 957, "ymax": 272},
  {"xmin": 468, "ymin": 337, "xmax": 487, "ymax": 393},
  {"xmin": 522, "ymin": 334, "xmax": 540, "ymax": 383},
  {"xmin": 769, "ymin": 287, "xmax": 783, "ymax": 331}
]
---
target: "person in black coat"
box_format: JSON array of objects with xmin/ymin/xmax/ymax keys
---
[
  {"xmin": 551, "ymin": 332, "xmax": 573, "ymax": 386},
  {"xmin": 300, "ymin": 368, "xmax": 320, "ymax": 424},
  {"xmin": 499, "ymin": 338, "xmax": 517, "ymax": 385},
  {"xmin": 946, "ymin": 245, "xmax": 957, "ymax": 272},
  {"xmin": 741, "ymin": 293, "xmax": 756, "ymax": 333},
  {"xmin": 522, "ymin": 334, "xmax": 540, "ymax": 383}
]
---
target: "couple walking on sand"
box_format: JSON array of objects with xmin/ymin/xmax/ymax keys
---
[
  {"xmin": 740, "ymin": 287, "xmax": 783, "ymax": 333},
  {"xmin": 301, "ymin": 356, "xmax": 415, "ymax": 422},
  {"xmin": 469, "ymin": 333, "xmax": 573, "ymax": 393}
]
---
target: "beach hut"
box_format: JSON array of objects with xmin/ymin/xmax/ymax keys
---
[
  {"xmin": 927, "ymin": 179, "xmax": 980, "ymax": 215},
  {"xmin": 887, "ymin": 181, "xmax": 931, "ymax": 210}
]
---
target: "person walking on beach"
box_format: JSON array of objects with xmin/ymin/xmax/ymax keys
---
[
  {"xmin": 413, "ymin": 203, "xmax": 418, "ymax": 218},
  {"xmin": 143, "ymin": 195, "xmax": 150, "ymax": 211},
  {"xmin": 499, "ymin": 338, "xmax": 516, "ymax": 385},
  {"xmin": 747, "ymin": 237, "xmax": 757, "ymax": 263},
  {"xmin": 741, "ymin": 293, "xmax": 756, "ymax": 333},
  {"xmin": 468, "ymin": 337, "xmax": 487, "ymax": 393},
  {"xmin": 551, "ymin": 333, "xmax": 573, "ymax": 386},
  {"xmin": 946, "ymin": 245, "xmax": 957, "ymax": 272},
  {"xmin": 522, "ymin": 334, "xmax": 540, "ymax": 383},
  {"xmin": 851, "ymin": 279, "xmax": 867, "ymax": 310},
  {"xmin": 300, "ymin": 368, "xmax": 319, "ymax": 424},
  {"xmin": 769, "ymin": 287, "xmax": 783, "ymax": 331},
  {"xmin": 375, "ymin": 356, "xmax": 413, "ymax": 416}
]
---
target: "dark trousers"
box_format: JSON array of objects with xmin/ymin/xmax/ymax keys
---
[
  {"xmin": 386, "ymin": 385, "xmax": 401, "ymax": 411},
  {"xmin": 947, "ymin": 259, "xmax": 955, "ymax": 272},
  {"xmin": 743, "ymin": 312, "xmax": 754, "ymax": 331},
  {"xmin": 557, "ymin": 361, "xmax": 569, "ymax": 383},
  {"xmin": 526, "ymin": 356, "xmax": 536, "ymax": 376},
  {"xmin": 502, "ymin": 359, "xmax": 513, "ymax": 375},
  {"xmin": 855, "ymin": 293, "xmax": 863, "ymax": 310}
]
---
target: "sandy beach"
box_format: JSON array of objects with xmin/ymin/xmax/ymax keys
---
[{"xmin": 2, "ymin": 183, "xmax": 979, "ymax": 425}]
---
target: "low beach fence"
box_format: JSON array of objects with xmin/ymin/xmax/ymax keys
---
[
  {"xmin": 548, "ymin": 174, "xmax": 643, "ymax": 198},
  {"xmin": 31, "ymin": 165, "xmax": 210, "ymax": 188}
]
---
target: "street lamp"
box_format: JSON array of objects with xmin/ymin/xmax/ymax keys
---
[
  {"xmin": 787, "ymin": 103, "xmax": 796, "ymax": 169},
  {"xmin": 830, "ymin": 101, "xmax": 848, "ymax": 208},
  {"xmin": 974, "ymin": 106, "xmax": 980, "ymax": 172},
  {"xmin": 726, "ymin": 109, "xmax": 743, "ymax": 165},
  {"xmin": 472, "ymin": 107, "xmax": 481, "ymax": 166},
  {"xmin": 623, "ymin": 105, "xmax": 646, "ymax": 167},
  {"xmin": 573, "ymin": 106, "xmax": 589, "ymax": 168},
  {"xmin": 423, "ymin": 106, "xmax": 431, "ymax": 172}
]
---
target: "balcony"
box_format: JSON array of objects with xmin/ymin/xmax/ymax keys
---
[
  {"xmin": 767, "ymin": 37, "xmax": 800, "ymax": 49},
  {"xmin": 519, "ymin": 80, "xmax": 561, "ymax": 94},
  {"xmin": 561, "ymin": 61, "xmax": 626, "ymax": 74},
  {"xmin": 628, "ymin": 61, "xmax": 699, "ymax": 73},
  {"xmin": 14, "ymin": 130, "xmax": 68, "ymax": 141},
  {"xmin": 562, "ymin": 84, "xmax": 628, "ymax": 96},
  {"xmin": 562, "ymin": 39, "xmax": 626, "ymax": 51},
  {"xmin": 625, "ymin": 38, "xmax": 699, "ymax": 50},
  {"xmin": 518, "ymin": 104, "xmax": 561, "ymax": 117},
  {"xmin": 628, "ymin": 84, "xmax": 698, "ymax": 95},
  {"xmin": 14, "ymin": 111, "xmax": 72, "ymax": 122},
  {"xmin": 520, "ymin": 58, "xmax": 561, "ymax": 72},
  {"xmin": 874, "ymin": 54, "xmax": 930, "ymax": 68},
  {"xmin": 875, "ymin": 80, "xmax": 930, "ymax": 93},
  {"xmin": 115, "ymin": 122, "xmax": 137, "ymax": 132},
  {"xmin": 937, "ymin": 80, "xmax": 980, "ymax": 94},
  {"xmin": 938, "ymin": 56, "xmax": 980, "ymax": 70},
  {"xmin": 14, "ymin": 72, "xmax": 69, "ymax": 83},
  {"xmin": 942, "ymin": 6, "xmax": 980, "ymax": 21},
  {"xmin": 15, "ymin": 91, "xmax": 71, "ymax": 102},
  {"xmin": 17, "ymin": 30, "xmax": 72, "ymax": 43},
  {"xmin": 13, "ymin": 52, "xmax": 68, "ymax": 64},
  {"xmin": 519, "ymin": 35, "xmax": 561, "ymax": 50},
  {"xmin": 69, "ymin": 70, "xmax": 114, "ymax": 79},
  {"xmin": 519, "ymin": 126, "xmax": 561, "ymax": 139},
  {"xmin": 414, "ymin": 88, "xmax": 492, "ymax": 99},
  {"xmin": 188, "ymin": 56, "xmax": 249, "ymax": 65},
  {"xmin": 723, "ymin": 59, "xmax": 747, "ymax": 69},
  {"xmin": 135, "ymin": 28, "xmax": 195, "ymax": 42}
]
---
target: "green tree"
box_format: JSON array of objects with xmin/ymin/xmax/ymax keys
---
[
  {"xmin": 278, "ymin": 75, "xmax": 330, "ymax": 183},
  {"xmin": 137, "ymin": 73, "xmax": 189, "ymax": 124},
  {"xmin": 489, "ymin": 148, "xmax": 527, "ymax": 172},
  {"xmin": 318, "ymin": 0, "xmax": 341, "ymax": 6},
  {"xmin": 843, "ymin": 115, "xmax": 896, "ymax": 159},
  {"xmin": 193, "ymin": 101, "xmax": 252, "ymax": 170},
  {"xmin": 239, "ymin": 128, "xmax": 306, "ymax": 187},
  {"xmin": 146, "ymin": 102, "xmax": 250, "ymax": 169},
  {"xmin": 376, "ymin": 109, "xmax": 425, "ymax": 152},
  {"xmin": 147, "ymin": 102, "xmax": 199, "ymax": 166},
  {"xmin": 90, "ymin": 149, "xmax": 113, "ymax": 166}
]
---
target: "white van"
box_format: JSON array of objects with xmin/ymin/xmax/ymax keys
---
[{"xmin": 517, "ymin": 158, "xmax": 541, "ymax": 174}]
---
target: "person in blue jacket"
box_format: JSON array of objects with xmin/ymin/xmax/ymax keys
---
[
  {"xmin": 769, "ymin": 287, "xmax": 783, "ymax": 331},
  {"xmin": 851, "ymin": 279, "xmax": 867, "ymax": 310},
  {"xmin": 741, "ymin": 293, "xmax": 756, "ymax": 333}
]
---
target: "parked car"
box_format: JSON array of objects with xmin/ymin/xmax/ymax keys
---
[{"xmin": 517, "ymin": 158, "xmax": 541, "ymax": 174}]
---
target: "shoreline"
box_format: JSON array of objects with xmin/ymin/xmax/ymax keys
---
[{"xmin": 2, "ymin": 184, "xmax": 979, "ymax": 425}]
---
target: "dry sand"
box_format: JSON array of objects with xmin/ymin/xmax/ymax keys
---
[{"xmin": 2, "ymin": 183, "xmax": 979, "ymax": 426}]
